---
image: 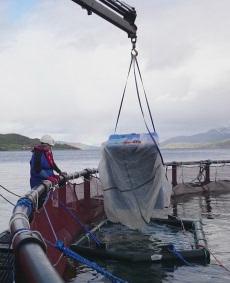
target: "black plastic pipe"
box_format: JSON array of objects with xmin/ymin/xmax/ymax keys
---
[
  {"xmin": 15, "ymin": 243, "xmax": 63, "ymax": 283},
  {"xmin": 10, "ymin": 181, "xmax": 64, "ymax": 283},
  {"xmin": 10, "ymin": 169, "xmax": 97, "ymax": 283},
  {"xmin": 71, "ymin": 245, "xmax": 210, "ymax": 264}
]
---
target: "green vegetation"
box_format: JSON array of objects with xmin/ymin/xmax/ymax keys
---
[{"xmin": 0, "ymin": 134, "xmax": 79, "ymax": 151}]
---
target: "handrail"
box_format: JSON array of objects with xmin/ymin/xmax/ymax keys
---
[
  {"xmin": 164, "ymin": 160, "xmax": 230, "ymax": 187},
  {"xmin": 165, "ymin": 159, "xmax": 230, "ymax": 166},
  {"xmin": 64, "ymin": 168, "xmax": 98, "ymax": 181}
]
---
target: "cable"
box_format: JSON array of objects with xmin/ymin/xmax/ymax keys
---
[
  {"xmin": 133, "ymin": 56, "xmax": 165, "ymax": 165},
  {"xmin": 0, "ymin": 193, "xmax": 15, "ymax": 206},
  {"xmin": 198, "ymin": 244, "xmax": 230, "ymax": 273},
  {"xmin": 0, "ymin": 184, "xmax": 21, "ymax": 198},
  {"xmin": 134, "ymin": 56, "xmax": 156, "ymax": 132},
  {"xmin": 59, "ymin": 201, "xmax": 103, "ymax": 247},
  {"xmin": 114, "ymin": 54, "xmax": 134, "ymax": 133}
]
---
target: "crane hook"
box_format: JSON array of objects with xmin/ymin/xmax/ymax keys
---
[{"xmin": 131, "ymin": 37, "xmax": 138, "ymax": 57}]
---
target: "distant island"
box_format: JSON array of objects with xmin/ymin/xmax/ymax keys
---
[
  {"xmin": 0, "ymin": 134, "xmax": 80, "ymax": 151},
  {"xmin": 161, "ymin": 127, "xmax": 230, "ymax": 149},
  {"xmin": 2, "ymin": 127, "xmax": 230, "ymax": 151}
]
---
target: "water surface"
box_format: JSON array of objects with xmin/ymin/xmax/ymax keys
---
[{"xmin": 1, "ymin": 149, "xmax": 230, "ymax": 282}]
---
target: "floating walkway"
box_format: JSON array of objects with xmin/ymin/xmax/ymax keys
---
[{"xmin": 71, "ymin": 216, "xmax": 210, "ymax": 266}]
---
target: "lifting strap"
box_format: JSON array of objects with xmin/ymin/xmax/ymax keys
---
[
  {"xmin": 114, "ymin": 44, "xmax": 156, "ymax": 134},
  {"xmin": 134, "ymin": 56, "xmax": 156, "ymax": 132},
  {"xmin": 114, "ymin": 42, "xmax": 164, "ymax": 164},
  {"xmin": 114, "ymin": 54, "xmax": 133, "ymax": 134}
]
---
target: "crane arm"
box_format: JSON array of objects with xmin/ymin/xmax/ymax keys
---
[{"xmin": 71, "ymin": 0, "xmax": 137, "ymax": 38}]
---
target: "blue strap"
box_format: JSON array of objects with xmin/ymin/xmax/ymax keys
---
[
  {"xmin": 55, "ymin": 240, "xmax": 127, "ymax": 283},
  {"xmin": 59, "ymin": 201, "xmax": 103, "ymax": 247},
  {"xmin": 14, "ymin": 197, "xmax": 33, "ymax": 216},
  {"xmin": 167, "ymin": 244, "xmax": 194, "ymax": 266}
]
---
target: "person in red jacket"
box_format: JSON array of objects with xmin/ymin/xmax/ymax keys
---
[{"xmin": 30, "ymin": 135, "xmax": 65, "ymax": 189}]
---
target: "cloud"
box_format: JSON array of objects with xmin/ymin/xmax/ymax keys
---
[{"xmin": 1, "ymin": 0, "xmax": 230, "ymax": 143}]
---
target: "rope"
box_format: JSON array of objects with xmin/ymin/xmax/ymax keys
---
[
  {"xmin": 113, "ymin": 43, "xmax": 165, "ymax": 165},
  {"xmin": 178, "ymin": 217, "xmax": 194, "ymax": 249},
  {"xmin": 0, "ymin": 193, "xmax": 15, "ymax": 206},
  {"xmin": 11, "ymin": 228, "xmax": 30, "ymax": 249},
  {"xmin": 133, "ymin": 56, "xmax": 165, "ymax": 165},
  {"xmin": 181, "ymin": 165, "xmax": 185, "ymax": 184},
  {"xmin": 9, "ymin": 215, "xmax": 30, "ymax": 231},
  {"xmin": 134, "ymin": 56, "xmax": 156, "ymax": 132},
  {"xmin": 167, "ymin": 243, "xmax": 194, "ymax": 266},
  {"xmin": 0, "ymin": 184, "xmax": 21, "ymax": 198},
  {"xmin": 55, "ymin": 240, "xmax": 127, "ymax": 283},
  {"xmin": 59, "ymin": 201, "xmax": 103, "ymax": 247},
  {"xmin": 114, "ymin": 54, "xmax": 134, "ymax": 133},
  {"xmin": 14, "ymin": 197, "xmax": 33, "ymax": 216},
  {"xmin": 198, "ymin": 244, "xmax": 230, "ymax": 273},
  {"xmin": 43, "ymin": 205, "xmax": 58, "ymax": 241}
]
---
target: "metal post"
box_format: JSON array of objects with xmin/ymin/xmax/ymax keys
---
[
  {"xmin": 84, "ymin": 173, "xmax": 91, "ymax": 200},
  {"xmin": 172, "ymin": 162, "xmax": 178, "ymax": 187},
  {"xmin": 204, "ymin": 161, "xmax": 210, "ymax": 184}
]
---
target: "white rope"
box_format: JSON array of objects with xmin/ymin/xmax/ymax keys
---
[
  {"xmin": 181, "ymin": 165, "xmax": 184, "ymax": 184},
  {"xmin": 29, "ymin": 190, "xmax": 39, "ymax": 211},
  {"xmin": 53, "ymin": 253, "xmax": 64, "ymax": 268},
  {"xmin": 43, "ymin": 205, "xmax": 58, "ymax": 241},
  {"xmin": 11, "ymin": 229, "xmax": 29, "ymax": 249},
  {"xmin": 9, "ymin": 215, "xmax": 30, "ymax": 231}
]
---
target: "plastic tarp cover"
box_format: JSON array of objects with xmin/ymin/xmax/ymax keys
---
[{"xmin": 98, "ymin": 133, "xmax": 172, "ymax": 229}]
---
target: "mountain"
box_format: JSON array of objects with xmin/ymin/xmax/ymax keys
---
[
  {"xmin": 57, "ymin": 141, "xmax": 99, "ymax": 150},
  {"xmin": 67, "ymin": 142, "xmax": 99, "ymax": 150},
  {"xmin": 0, "ymin": 134, "xmax": 80, "ymax": 151},
  {"xmin": 161, "ymin": 127, "xmax": 230, "ymax": 149}
]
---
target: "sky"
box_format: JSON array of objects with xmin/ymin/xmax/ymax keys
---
[{"xmin": 0, "ymin": 0, "xmax": 230, "ymax": 145}]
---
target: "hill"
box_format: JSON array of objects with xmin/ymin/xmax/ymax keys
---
[
  {"xmin": 0, "ymin": 134, "xmax": 80, "ymax": 151},
  {"xmin": 161, "ymin": 127, "xmax": 230, "ymax": 149},
  {"xmin": 67, "ymin": 142, "xmax": 99, "ymax": 150}
]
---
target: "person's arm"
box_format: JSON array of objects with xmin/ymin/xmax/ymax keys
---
[
  {"xmin": 53, "ymin": 162, "xmax": 62, "ymax": 174},
  {"xmin": 39, "ymin": 169, "xmax": 51, "ymax": 179},
  {"xmin": 39, "ymin": 169, "xmax": 60, "ymax": 184}
]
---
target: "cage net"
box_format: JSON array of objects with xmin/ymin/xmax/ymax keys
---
[{"xmin": 166, "ymin": 162, "xmax": 230, "ymax": 196}]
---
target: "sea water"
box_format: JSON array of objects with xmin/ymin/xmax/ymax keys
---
[{"xmin": 1, "ymin": 148, "xmax": 230, "ymax": 282}]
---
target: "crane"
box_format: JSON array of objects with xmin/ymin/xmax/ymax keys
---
[{"xmin": 71, "ymin": 0, "xmax": 137, "ymax": 39}]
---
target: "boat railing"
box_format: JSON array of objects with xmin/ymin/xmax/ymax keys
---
[{"xmin": 164, "ymin": 160, "xmax": 230, "ymax": 187}]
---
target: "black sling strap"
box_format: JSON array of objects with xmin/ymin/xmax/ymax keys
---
[
  {"xmin": 133, "ymin": 57, "xmax": 165, "ymax": 165},
  {"xmin": 134, "ymin": 56, "xmax": 156, "ymax": 132},
  {"xmin": 114, "ymin": 54, "xmax": 134, "ymax": 134},
  {"xmin": 113, "ymin": 49, "xmax": 165, "ymax": 164}
]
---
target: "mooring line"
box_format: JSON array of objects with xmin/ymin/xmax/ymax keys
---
[{"xmin": 198, "ymin": 244, "xmax": 230, "ymax": 273}]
